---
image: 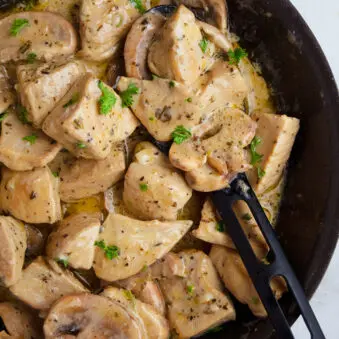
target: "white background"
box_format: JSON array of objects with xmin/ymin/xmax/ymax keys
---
[{"xmin": 289, "ymin": 0, "xmax": 339, "ymax": 338}]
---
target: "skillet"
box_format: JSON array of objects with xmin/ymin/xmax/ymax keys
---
[{"xmin": 0, "ymin": 0, "xmax": 338, "ymax": 338}]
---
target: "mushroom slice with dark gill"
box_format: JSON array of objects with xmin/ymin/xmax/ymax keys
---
[
  {"xmin": 0, "ymin": 12, "xmax": 77, "ymax": 63},
  {"xmin": 123, "ymin": 141, "xmax": 192, "ymax": 221},
  {"xmin": 0, "ymin": 66, "xmax": 14, "ymax": 114}
]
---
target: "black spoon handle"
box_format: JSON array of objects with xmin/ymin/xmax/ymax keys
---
[{"xmin": 211, "ymin": 173, "xmax": 325, "ymax": 339}]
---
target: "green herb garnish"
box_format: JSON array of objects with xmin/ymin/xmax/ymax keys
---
[
  {"xmin": 0, "ymin": 112, "xmax": 7, "ymax": 122},
  {"xmin": 149, "ymin": 116, "xmax": 155, "ymax": 121},
  {"xmin": 187, "ymin": 284, "xmax": 195, "ymax": 294},
  {"xmin": 171, "ymin": 125, "xmax": 192, "ymax": 144},
  {"xmin": 185, "ymin": 97, "xmax": 192, "ymax": 103},
  {"xmin": 169, "ymin": 80, "xmax": 175, "ymax": 88},
  {"xmin": 242, "ymin": 213, "xmax": 252, "ymax": 221},
  {"xmin": 26, "ymin": 52, "xmax": 37, "ymax": 64},
  {"xmin": 123, "ymin": 290, "xmax": 136, "ymax": 305},
  {"xmin": 129, "ymin": 0, "xmax": 146, "ymax": 14},
  {"xmin": 199, "ymin": 38, "xmax": 208, "ymax": 53},
  {"xmin": 55, "ymin": 257, "xmax": 68, "ymax": 268},
  {"xmin": 10, "ymin": 18, "xmax": 29, "ymax": 36},
  {"xmin": 216, "ymin": 221, "xmax": 225, "ymax": 232},
  {"xmin": 63, "ymin": 92, "xmax": 80, "ymax": 108},
  {"xmin": 120, "ymin": 83, "xmax": 139, "ymax": 108},
  {"xmin": 139, "ymin": 183, "xmax": 148, "ymax": 192},
  {"xmin": 22, "ymin": 133, "xmax": 37, "ymax": 145},
  {"xmin": 17, "ymin": 105, "xmax": 30, "ymax": 124},
  {"xmin": 52, "ymin": 171, "xmax": 59, "ymax": 178},
  {"xmin": 250, "ymin": 136, "xmax": 263, "ymax": 165},
  {"xmin": 151, "ymin": 74, "xmax": 159, "ymax": 80},
  {"xmin": 76, "ymin": 142, "xmax": 86, "ymax": 149},
  {"xmin": 95, "ymin": 240, "xmax": 120, "ymax": 260},
  {"xmin": 257, "ymin": 166, "xmax": 266, "ymax": 179},
  {"xmin": 98, "ymin": 80, "xmax": 116, "ymax": 115},
  {"xmin": 227, "ymin": 47, "xmax": 248, "ymax": 65}
]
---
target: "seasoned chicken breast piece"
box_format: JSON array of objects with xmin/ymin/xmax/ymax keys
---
[
  {"xmin": 123, "ymin": 142, "xmax": 192, "ymax": 221},
  {"xmin": 0, "ymin": 12, "xmax": 77, "ymax": 63},
  {"xmin": 10, "ymin": 257, "xmax": 87, "ymax": 311},
  {"xmin": 148, "ymin": 5, "xmax": 204, "ymax": 85},
  {"xmin": 93, "ymin": 214, "xmax": 192, "ymax": 281},
  {"xmin": 46, "ymin": 213, "xmax": 101, "ymax": 270},
  {"xmin": 43, "ymin": 73, "xmax": 138, "ymax": 159},
  {"xmin": 0, "ymin": 216, "xmax": 26, "ymax": 287},
  {"xmin": 17, "ymin": 61, "xmax": 85, "ymax": 127},
  {"xmin": 0, "ymin": 167, "xmax": 61, "ymax": 224},
  {"xmin": 0, "ymin": 111, "xmax": 61, "ymax": 171},
  {"xmin": 0, "ymin": 66, "xmax": 14, "ymax": 114}
]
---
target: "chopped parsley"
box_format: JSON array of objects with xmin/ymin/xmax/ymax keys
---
[
  {"xmin": 55, "ymin": 257, "xmax": 68, "ymax": 268},
  {"xmin": 22, "ymin": 133, "xmax": 37, "ymax": 145},
  {"xmin": 0, "ymin": 112, "xmax": 7, "ymax": 122},
  {"xmin": 185, "ymin": 97, "xmax": 192, "ymax": 103},
  {"xmin": 169, "ymin": 80, "xmax": 175, "ymax": 88},
  {"xmin": 151, "ymin": 74, "xmax": 159, "ymax": 80},
  {"xmin": 98, "ymin": 80, "xmax": 116, "ymax": 115},
  {"xmin": 227, "ymin": 47, "xmax": 248, "ymax": 65},
  {"xmin": 76, "ymin": 142, "xmax": 86, "ymax": 149},
  {"xmin": 187, "ymin": 284, "xmax": 195, "ymax": 294},
  {"xmin": 63, "ymin": 92, "xmax": 80, "ymax": 108},
  {"xmin": 129, "ymin": 0, "xmax": 146, "ymax": 14},
  {"xmin": 17, "ymin": 105, "xmax": 30, "ymax": 124},
  {"xmin": 251, "ymin": 296, "xmax": 260, "ymax": 305},
  {"xmin": 10, "ymin": 18, "xmax": 29, "ymax": 36},
  {"xmin": 149, "ymin": 116, "xmax": 155, "ymax": 121},
  {"xmin": 52, "ymin": 171, "xmax": 59, "ymax": 178},
  {"xmin": 171, "ymin": 125, "xmax": 192, "ymax": 144},
  {"xmin": 95, "ymin": 240, "xmax": 120, "ymax": 260},
  {"xmin": 141, "ymin": 264, "xmax": 148, "ymax": 272},
  {"xmin": 139, "ymin": 183, "xmax": 148, "ymax": 192},
  {"xmin": 24, "ymin": 0, "xmax": 38, "ymax": 11},
  {"xmin": 257, "ymin": 166, "xmax": 266, "ymax": 179},
  {"xmin": 199, "ymin": 38, "xmax": 208, "ymax": 53},
  {"xmin": 242, "ymin": 213, "xmax": 252, "ymax": 221},
  {"xmin": 250, "ymin": 136, "xmax": 265, "ymax": 179},
  {"xmin": 123, "ymin": 290, "xmax": 136, "ymax": 305},
  {"xmin": 216, "ymin": 220, "xmax": 225, "ymax": 232},
  {"xmin": 120, "ymin": 83, "xmax": 139, "ymax": 108},
  {"xmin": 26, "ymin": 52, "xmax": 37, "ymax": 64}
]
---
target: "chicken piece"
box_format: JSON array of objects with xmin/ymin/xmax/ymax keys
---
[
  {"xmin": 0, "ymin": 167, "xmax": 62, "ymax": 224},
  {"xmin": 0, "ymin": 112, "xmax": 61, "ymax": 171},
  {"xmin": 59, "ymin": 145, "xmax": 125, "ymax": 202},
  {"xmin": 17, "ymin": 61, "xmax": 85, "ymax": 127},
  {"xmin": 102, "ymin": 287, "xmax": 169, "ymax": 339},
  {"xmin": 210, "ymin": 245, "xmax": 287, "ymax": 317},
  {"xmin": 152, "ymin": 250, "xmax": 235, "ymax": 338},
  {"xmin": 125, "ymin": 11, "xmax": 166, "ymax": 79},
  {"xmin": 117, "ymin": 274, "xmax": 166, "ymax": 315},
  {"xmin": 0, "ymin": 216, "xmax": 26, "ymax": 287},
  {"xmin": 43, "ymin": 73, "xmax": 138, "ymax": 159},
  {"xmin": 247, "ymin": 111, "xmax": 300, "ymax": 194},
  {"xmin": 79, "ymin": 0, "xmax": 146, "ymax": 61},
  {"xmin": 148, "ymin": 5, "xmax": 204, "ymax": 85},
  {"xmin": 93, "ymin": 213, "xmax": 192, "ymax": 281},
  {"xmin": 0, "ymin": 12, "xmax": 77, "ymax": 63},
  {"xmin": 0, "ymin": 302, "xmax": 41, "ymax": 339},
  {"xmin": 10, "ymin": 256, "xmax": 87, "ymax": 311},
  {"xmin": 116, "ymin": 76, "xmax": 203, "ymax": 141},
  {"xmin": 0, "ymin": 66, "xmax": 14, "ymax": 114},
  {"xmin": 46, "ymin": 213, "xmax": 101, "ymax": 270},
  {"xmin": 44, "ymin": 293, "xmax": 147, "ymax": 338},
  {"xmin": 123, "ymin": 142, "xmax": 192, "ymax": 221}
]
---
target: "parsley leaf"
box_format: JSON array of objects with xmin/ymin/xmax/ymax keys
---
[
  {"xmin": 10, "ymin": 18, "xmax": 29, "ymax": 36},
  {"xmin": 216, "ymin": 221, "xmax": 225, "ymax": 232},
  {"xmin": 123, "ymin": 290, "xmax": 135, "ymax": 303},
  {"xmin": 26, "ymin": 52, "xmax": 37, "ymax": 64},
  {"xmin": 250, "ymin": 136, "xmax": 263, "ymax": 165},
  {"xmin": 52, "ymin": 171, "xmax": 59, "ymax": 178},
  {"xmin": 55, "ymin": 257, "xmax": 68, "ymax": 268},
  {"xmin": 257, "ymin": 166, "xmax": 266, "ymax": 179},
  {"xmin": 185, "ymin": 97, "xmax": 192, "ymax": 103},
  {"xmin": 98, "ymin": 80, "xmax": 116, "ymax": 115},
  {"xmin": 187, "ymin": 284, "xmax": 195, "ymax": 294},
  {"xmin": 242, "ymin": 213, "xmax": 252, "ymax": 221},
  {"xmin": 120, "ymin": 83, "xmax": 139, "ymax": 108},
  {"xmin": 22, "ymin": 133, "xmax": 37, "ymax": 145},
  {"xmin": 171, "ymin": 125, "xmax": 192, "ymax": 144},
  {"xmin": 139, "ymin": 183, "xmax": 148, "ymax": 191},
  {"xmin": 199, "ymin": 38, "xmax": 208, "ymax": 53},
  {"xmin": 169, "ymin": 80, "xmax": 175, "ymax": 88},
  {"xmin": 17, "ymin": 105, "xmax": 30, "ymax": 124},
  {"xmin": 63, "ymin": 92, "xmax": 80, "ymax": 108},
  {"xmin": 76, "ymin": 142, "xmax": 86, "ymax": 149},
  {"xmin": 0, "ymin": 112, "xmax": 7, "ymax": 122},
  {"xmin": 129, "ymin": 0, "xmax": 146, "ymax": 14},
  {"xmin": 227, "ymin": 47, "xmax": 248, "ymax": 65},
  {"xmin": 95, "ymin": 240, "xmax": 120, "ymax": 260}
]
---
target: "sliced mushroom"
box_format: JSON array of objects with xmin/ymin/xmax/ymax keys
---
[
  {"xmin": 43, "ymin": 293, "xmax": 147, "ymax": 338},
  {"xmin": 148, "ymin": 5, "xmax": 204, "ymax": 85},
  {"xmin": 9, "ymin": 256, "xmax": 87, "ymax": 310},
  {"xmin": 59, "ymin": 144, "xmax": 125, "ymax": 202},
  {"xmin": 46, "ymin": 212, "xmax": 101, "ymax": 270},
  {"xmin": 210, "ymin": 245, "xmax": 287, "ymax": 317},
  {"xmin": 0, "ymin": 66, "xmax": 14, "ymax": 114},
  {"xmin": 125, "ymin": 11, "xmax": 166, "ymax": 79},
  {"xmin": 102, "ymin": 287, "xmax": 169, "ymax": 339},
  {"xmin": 116, "ymin": 76, "xmax": 203, "ymax": 141},
  {"xmin": 0, "ymin": 302, "xmax": 41, "ymax": 339},
  {"xmin": 25, "ymin": 223, "xmax": 45, "ymax": 257},
  {"xmin": 123, "ymin": 142, "xmax": 192, "ymax": 221},
  {"xmin": 152, "ymin": 250, "xmax": 235, "ymax": 338},
  {"xmin": 43, "ymin": 73, "xmax": 139, "ymax": 159},
  {"xmin": 17, "ymin": 60, "xmax": 85, "ymax": 127},
  {"xmin": 0, "ymin": 216, "xmax": 26, "ymax": 287},
  {"xmin": 106, "ymin": 45, "xmax": 126, "ymax": 86},
  {"xmin": 79, "ymin": 0, "xmax": 146, "ymax": 61},
  {"xmin": 0, "ymin": 166, "xmax": 62, "ymax": 224},
  {"xmin": 197, "ymin": 20, "xmax": 232, "ymax": 50},
  {"xmin": 93, "ymin": 213, "xmax": 192, "ymax": 281},
  {"xmin": 0, "ymin": 12, "xmax": 77, "ymax": 63},
  {"xmin": 247, "ymin": 111, "xmax": 300, "ymax": 194}
]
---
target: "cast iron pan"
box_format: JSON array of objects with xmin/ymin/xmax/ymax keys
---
[{"xmin": 0, "ymin": 0, "xmax": 339, "ymax": 338}]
